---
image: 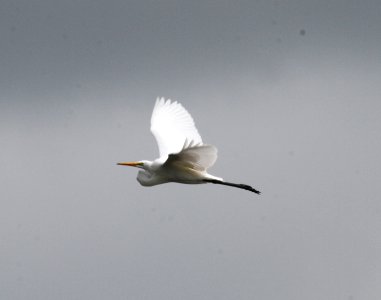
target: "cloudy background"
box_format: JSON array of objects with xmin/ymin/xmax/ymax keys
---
[{"xmin": 1, "ymin": 0, "xmax": 381, "ymax": 299}]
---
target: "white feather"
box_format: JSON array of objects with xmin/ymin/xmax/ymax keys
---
[
  {"xmin": 150, "ymin": 97, "xmax": 203, "ymax": 158},
  {"xmin": 164, "ymin": 144, "xmax": 218, "ymax": 172}
]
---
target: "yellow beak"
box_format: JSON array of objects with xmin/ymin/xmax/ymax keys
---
[{"xmin": 117, "ymin": 161, "xmax": 143, "ymax": 167}]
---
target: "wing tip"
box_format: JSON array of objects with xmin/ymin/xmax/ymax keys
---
[
  {"xmin": 155, "ymin": 97, "xmax": 165, "ymax": 106},
  {"xmin": 155, "ymin": 97, "xmax": 175, "ymax": 109},
  {"xmin": 156, "ymin": 96, "xmax": 181, "ymax": 105}
]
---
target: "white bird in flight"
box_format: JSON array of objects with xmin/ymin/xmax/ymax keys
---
[{"xmin": 118, "ymin": 98, "xmax": 260, "ymax": 194}]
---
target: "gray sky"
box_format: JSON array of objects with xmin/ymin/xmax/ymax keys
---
[{"xmin": 1, "ymin": 1, "xmax": 381, "ymax": 299}]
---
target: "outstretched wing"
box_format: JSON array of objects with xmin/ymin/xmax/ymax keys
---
[
  {"xmin": 163, "ymin": 144, "xmax": 218, "ymax": 172},
  {"xmin": 150, "ymin": 97, "xmax": 203, "ymax": 158}
]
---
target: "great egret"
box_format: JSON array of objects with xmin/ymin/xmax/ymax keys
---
[{"xmin": 118, "ymin": 98, "xmax": 260, "ymax": 194}]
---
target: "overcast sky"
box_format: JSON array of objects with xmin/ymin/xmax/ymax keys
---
[{"xmin": 1, "ymin": 1, "xmax": 381, "ymax": 299}]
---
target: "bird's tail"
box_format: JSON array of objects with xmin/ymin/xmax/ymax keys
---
[{"xmin": 203, "ymin": 179, "xmax": 261, "ymax": 194}]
